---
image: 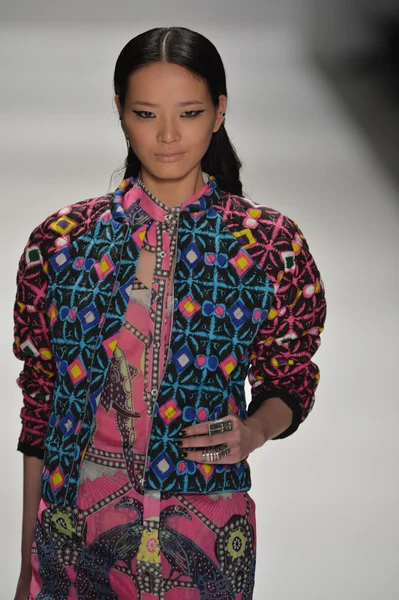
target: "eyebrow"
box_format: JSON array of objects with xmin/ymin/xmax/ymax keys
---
[{"xmin": 132, "ymin": 100, "xmax": 205, "ymax": 107}]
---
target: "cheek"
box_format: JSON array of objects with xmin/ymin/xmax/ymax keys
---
[
  {"xmin": 129, "ymin": 127, "xmax": 150, "ymax": 151},
  {"xmin": 188, "ymin": 126, "xmax": 214, "ymax": 154}
]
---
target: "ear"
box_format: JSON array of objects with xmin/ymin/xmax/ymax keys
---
[
  {"xmin": 114, "ymin": 94, "xmax": 122, "ymax": 119},
  {"xmin": 213, "ymin": 94, "xmax": 228, "ymax": 133},
  {"xmin": 219, "ymin": 94, "xmax": 227, "ymax": 115}
]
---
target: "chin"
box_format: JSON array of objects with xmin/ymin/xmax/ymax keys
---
[{"xmin": 150, "ymin": 160, "xmax": 192, "ymax": 175}]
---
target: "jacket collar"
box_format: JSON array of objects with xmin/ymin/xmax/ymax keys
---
[{"xmin": 110, "ymin": 171, "xmax": 224, "ymax": 225}]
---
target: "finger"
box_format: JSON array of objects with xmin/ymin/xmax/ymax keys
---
[
  {"xmin": 180, "ymin": 422, "xmax": 209, "ymax": 438},
  {"xmin": 181, "ymin": 415, "xmax": 237, "ymax": 438},
  {"xmin": 179, "ymin": 431, "xmax": 236, "ymax": 449}
]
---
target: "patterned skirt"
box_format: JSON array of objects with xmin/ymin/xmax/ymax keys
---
[{"xmin": 29, "ymin": 465, "xmax": 257, "ymax": 599}]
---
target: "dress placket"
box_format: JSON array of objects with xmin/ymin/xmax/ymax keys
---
[{"xmin": 133, "ymin": 215, "xmax": 178, "ymax": 587}]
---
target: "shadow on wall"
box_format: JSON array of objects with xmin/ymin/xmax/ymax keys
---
[{"xmin": 305, "ymin": 1, "xmax": 399, "ymax": 191}]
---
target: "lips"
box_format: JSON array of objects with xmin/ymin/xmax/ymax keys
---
[
  {"xmin": 155, "ymin": 153, "xmax": 184, "ymax": 157},
  {"xmin": 154, "ymin": 152, "xmax": 185, "ymax": 163}
]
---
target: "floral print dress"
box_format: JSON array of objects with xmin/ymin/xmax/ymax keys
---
[{"xmin": 29, "ymin": 173, "xmax": 257, "ymax": 600}]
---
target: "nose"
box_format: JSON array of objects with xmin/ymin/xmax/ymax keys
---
[{"xmin": 156, "ymin": 116, "xmax": 181, "ymax": 145}]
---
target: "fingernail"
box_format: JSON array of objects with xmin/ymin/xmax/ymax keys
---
[
  {"xmin": 176, "ymin": 440, "xmax": 183, "ymax": 447},
  {"xmin": 179, "ymin": 430, "xmax": 187, "ymax": 437}
]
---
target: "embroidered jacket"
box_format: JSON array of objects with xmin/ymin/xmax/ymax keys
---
[{"xmin": 13, "ymin": 174, "xmax": 327, "ymax": 506}]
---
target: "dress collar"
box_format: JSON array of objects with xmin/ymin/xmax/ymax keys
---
[{"xmin": 110, "ymin": 170, "xmax": 224, "ymax": 225}]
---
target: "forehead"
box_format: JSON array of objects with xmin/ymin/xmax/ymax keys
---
[{"xmin": 126, "ymin": 62, "xmax": 209, "ymax": 101}]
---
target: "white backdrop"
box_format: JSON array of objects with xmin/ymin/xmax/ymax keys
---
[{"xmin": 1, "ymin": 2, "xmax": 398, "ymax": 598}]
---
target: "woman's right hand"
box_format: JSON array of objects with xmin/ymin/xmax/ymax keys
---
[{"xmin": 13, "ymin": 570, "xmax": 31, "ymax": 600}]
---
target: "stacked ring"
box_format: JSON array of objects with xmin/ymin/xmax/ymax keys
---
[{"xmin": 201, "ymin": 444, "xmax": 231, "ymax": 463}]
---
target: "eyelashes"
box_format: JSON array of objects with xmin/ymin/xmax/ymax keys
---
[{"xmin": 132, "ymin": 110, "xmax": 205, "ymax": 119}]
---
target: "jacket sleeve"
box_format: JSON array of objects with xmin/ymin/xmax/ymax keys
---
[
  {"xmin": 247, "ymin": 217, "xmax": 327, "ymax": 439},
  {"xmin": 13, "ymin": 229, "xmax": 56, "ymax": 458}
]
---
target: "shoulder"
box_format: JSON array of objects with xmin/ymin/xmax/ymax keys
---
[
  {"xmin": 216, "ymin": 192, "xmax": 306, "ymax": 260},
  {"xmin": 23, "ymin": 192, "xmax": 113, "ymax": 257},
  {"xmin": 216, "ymin": 192, "xmax": 324, "ymax": 303}
]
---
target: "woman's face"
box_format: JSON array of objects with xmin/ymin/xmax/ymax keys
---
[{"xmin": 115, "ymin": 62, "xmax": 226, "ymax": 179}]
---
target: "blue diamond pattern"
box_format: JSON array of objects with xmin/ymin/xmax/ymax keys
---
[
  {"xmin": 227, "ymin": 300, "xmax": 252, "ymax": 328},
  {"xmin": 77, "ymin": 303, "xmax": 101, "ymax": 332},
  {"xmin": 58, "ymin": 410, "xmax": 76, "ymax": 439},
  {"xmin": 172, "ymin": 344, "xmax": 194, "ymax": 373},
  {"xmin": 49, "ymin": 247, "xmax": 73, "ymax": 273},
  {"xmin": 181, "ymin": 241, "xmax": 203, "ymax": 269},
  {"xmin": 153, "ymin": 450, "xmax": 174, "ymax": 482}
]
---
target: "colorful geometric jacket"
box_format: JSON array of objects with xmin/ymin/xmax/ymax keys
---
[{"xmin": 13, "ymin": 174, "xmax": 327, "ymax": 507}]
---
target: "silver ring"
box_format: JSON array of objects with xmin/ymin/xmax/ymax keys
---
[
  {"xmin": 201, "ymin": 444, "xmax": 231, "ymax": 462},
  {"xmin": 208, "ymin": 418, "xmax": 233, "ymax": 437}
]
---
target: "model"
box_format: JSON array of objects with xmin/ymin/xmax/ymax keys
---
[{"xmin": 13, "ymin": 26, "xmax": 327, "ymax": 600}]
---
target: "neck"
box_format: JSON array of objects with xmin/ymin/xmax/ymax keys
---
[{"xmin": 138, "ymin": 166, "xmax": 206, "ymax": 208}]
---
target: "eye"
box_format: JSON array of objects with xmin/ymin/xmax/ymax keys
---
[
  {"xmin": 132, "ymin": 110, "xmax": 205, "ymax": 119},
  {"xmin": 182, "ymin": 110, "xmax": 205, "ymax": 118},
  {"xmin": 132, "ymin": 111, "xmax": 155, "ymax": 119}
]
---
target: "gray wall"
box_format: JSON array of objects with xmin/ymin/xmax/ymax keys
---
[
  {"xmin": 304, "ymin": 0, "xmax": 399, "ymax": 59},
  {"xmin": 1, "ymin": 0, "xmax": 300, "ymax": 28}
]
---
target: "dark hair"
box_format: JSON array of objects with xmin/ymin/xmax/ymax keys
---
[{"xmin": 111, "ymin": 26, "xmax": 244, "ymax": 196}]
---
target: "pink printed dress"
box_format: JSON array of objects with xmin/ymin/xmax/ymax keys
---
[{"xmin": 30, "ymin": 173, "xmax": 257, "ymax": 600}]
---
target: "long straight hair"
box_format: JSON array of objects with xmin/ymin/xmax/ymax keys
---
[{"xmin": 112, "ymin": 26, "xmax": 244, "ymax": 196}]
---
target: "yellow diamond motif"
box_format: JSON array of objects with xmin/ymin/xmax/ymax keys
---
[
  {"xmin": 70, "ymin": 364, "xmax": 83, "ymax": 378},
  {"xmin": 49, "ymin": 216, "xmax": 77, "ymax": 235},
  {"xmin": 225, "ymin": 361, "xmax": 235, "ymax": 375},
  {"xmin": 237, "ymin": 256, "xmax": 249, "ymax": 270},
  {"xmin": 165, "ymin": 406, "xmax": 176, "ymax": 419},
  {"xmin": 233, "ymin": 228, "xmax": 256, "ymax": 246},
  {"xmin": 184, "ymin": 300, "xmax": 196, "ymax": 313},
  {"xmin": 51, "ymin": 472, "xmax": 63, "ymax": 487},
  {"xmin": 100, "ymin": 258, "xmax": 110, "ymax": 273}
]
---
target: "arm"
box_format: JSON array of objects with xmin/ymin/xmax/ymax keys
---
[
  {"xmin": 245, "ymin": 396, "xmax": 295, "ymax": 449},
  {"xmin": 13, "ymin": 234, "xmax": 56, "ymax": 457},
  {"xmin": 14, "ymin": 456, "xmax": 43, "ymax": 597},
  {"xmin": 246, "ymin": 218, "xmax": 327, "ymax": 441},
  {"xmin": 12, "ymin": 231, "xmax": 56, "ymax": 594}
]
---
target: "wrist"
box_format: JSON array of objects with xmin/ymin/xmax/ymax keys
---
[{"xmin": 245, "ymin": 415, "xmax": 268, "ymax": 451}]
